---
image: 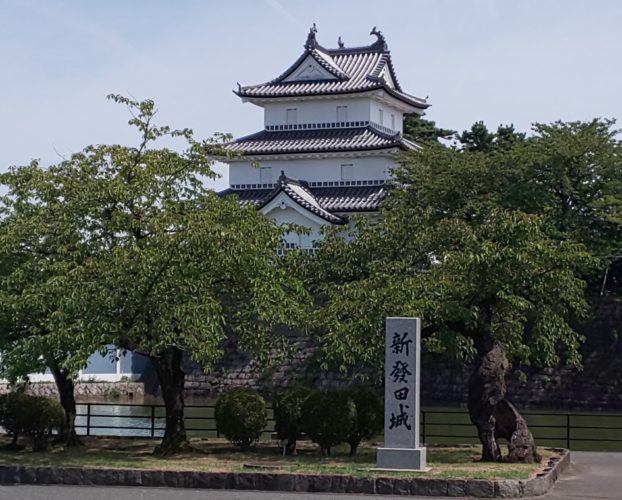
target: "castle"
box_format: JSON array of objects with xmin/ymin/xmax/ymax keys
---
[{"xmin": 219, "ymin": 26, "xmax": 429, "ymax": 249}]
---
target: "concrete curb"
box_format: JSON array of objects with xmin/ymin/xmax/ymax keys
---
[{"xmin": 0, "ymin": 448, "xmax": 570, "ymax": 497}]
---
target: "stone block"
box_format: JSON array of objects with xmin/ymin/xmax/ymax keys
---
[
  {"xmin": 264, "ymin": 473, "xmax": 289, "ymax": 491},
  {"xmin": 523, "ymin": 475, "xmax": 552, "ymax": 497},
  {"xmin": 393, "ymin": 478, "xmax": 412, "ymax": 495},
  {"xmin": 19, "ymin": 466, "xmax": 36, "ymax": 484},
  {"xmin": 495, "ymin": 480, "xmax": 522, "ymax": 498},
  {"xmin": 330, "ymin": 474, "xmax": 349, "ymax": 493},
  {"xmin": 191, "ymin": 472, "xmax": 211, "ymax": 489},
  {"xmin": 123, "ymin": 470, "xmax": 142, "ymax": 486},
  {"xmin": 59, "ymin": 467, "xmax": 84, "ymax": 485},
  {"xmin": 308, "ymin": 474, "xmax": 332, "ymax": 492},
  {"xmin": 347, "ymin": 476, "xmax": 375, "ymax": 494},
  {"xmin": 33, "ymin": 466, "xmax": 56, "ymax": 485},
  {"xmin": 466, "ymin": 479, "xmax": 495, "ymax": 498},
  {"xmin": 376, "ymin": 447, "xmax": 427, "ymax": 470},
  {"xmin": 413, "ymin": 478, "xmax": 448, "ymax": 497},
  {"xmin": 177, "ymin": 471, "xmax": 196, "ymax": 488},
  {"xmin": 234, "ymin": 473, "xmax": 259, "ymax": 490},
  {"xmin": 106, "ymin": 469, "xmax": 127, "ymax": 486},
  {"xmin": 163, "ymin": 471, "xmax": 181, "ymax": 488},
  {"xmin": 140, "ymin": 470, "xmax": 165, "ymax": 487},
  {"xmin": 375, "ymin": 477, "xmax": 394, "ymax": 495},
  {"xmin": 0, "ymin": 466, "xmax": 20, "ymax": 484},
  {"xmin": 294, "ymin": 474, "xmax": 310, "ymax": 492},
  {"xmin": 446, "ymin": 479, "xmax": 467, "ymax": 497},
  {"xmin": 84, "ymin": 468, "xmax": 110, "ymax": 485}
]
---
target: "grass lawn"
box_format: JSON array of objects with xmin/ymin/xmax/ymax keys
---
[{"xmin": 0, "ymin": 437, "xmax": 556, "ymax": 481}]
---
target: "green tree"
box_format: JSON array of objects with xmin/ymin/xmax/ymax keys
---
[
  {"xmin": 301, "ymin": 142, "xmax": 594, "ymax": 462},
  {"xmin": 508, "ymin": 119, "xmax": 622, "ymax": 293},
  {"xmin": 0, "ymin": 164, "xmax": 96, "ymax": 446},
  {"xmin": 495, "ymin": 124, "xmax": 526, "ymax": 151},
  {"xmin": 1, "ymin": 95, "xmax": 308, "ymax": 455},
  {"xmin": 402, "ymin": 115, "xmax": 455, "ymax": 144},
  {"xmin": 458, "ymin": 121, "xmax": 526, "ymax": 152},
  {"xmin": 458, "ymin": 121, "xmax": 496, "ymax": 152}
]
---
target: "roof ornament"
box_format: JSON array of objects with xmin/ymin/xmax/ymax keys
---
[
  {"xmin": 337, "ymin": 36, "xmax": 345, "ymax": 49},
  {"xmin": 370, "ymin": 26, "xmax": 388, "ymax": 51},
  {"xmin": 278, "ymin": 170, "xmax": 287, "ymax": 185},
  {"xmin": 304, "ymin": 23, "xmax": 318, "ymax": 50}
]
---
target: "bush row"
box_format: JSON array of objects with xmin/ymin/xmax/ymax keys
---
[
  {"xmin": 0, "ymin": 392, "xmax": 65, "ymax": 451},
  {"xmin": 215, "ymin": 387, "xmax": 382, "ymax": 456}
]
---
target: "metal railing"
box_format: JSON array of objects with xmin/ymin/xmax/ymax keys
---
[
  {"xmin": 74, "ymin": 403, "xmax": 622, "ymax": 451},
  {"xmin": 75, "ymin": 402, "xmax": 248, "ymax": 438}
]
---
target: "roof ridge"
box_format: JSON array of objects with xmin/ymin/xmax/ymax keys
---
[
  {"xmin": 258, "ymin": 172, "xmax": 346, "ymax": 224},
  {"xmin": 326, "ymin": 45, "xmax": 389, "ymax": 55},
  {"xmin": 310, "ymin": 48, "xmax": 349, "ymax": 79}
]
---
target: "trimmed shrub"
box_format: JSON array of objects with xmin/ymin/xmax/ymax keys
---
[
  {"xmin": 347, "ymin": 387, "xmax": 383, "ymax": 456},
  {"xmin": 0, "ymin": 392, "xmax": 29, "ymax": 447},
  {"xmin": 301, "ymin": 390, "xmax": 356, "ymax": 457},
  {"xmin": 215, "ymin": 388, "xmax": 267, "ymax": 450},
  {"xmin": 273, "ymin": 386, "xmax": 311, "ymax": 454},
  {"xmin": 0, "ymin": 393, "xmax": 64, "ymax": 451}
]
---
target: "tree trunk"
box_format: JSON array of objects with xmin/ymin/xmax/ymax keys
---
[
  {"xmin": 151, "ymin": 346, "xmax": 189, "ymax": 455},
  {"xmin": 467, "ymin": 335, "xmax": 541, "ymax": 463},
  {"xmin": 348, "ymin": 434, "xmax": 361, "ymax": 457},
  {"xmin": 48, "ymin": 360, "xmax": 82, "ymax": 447}
]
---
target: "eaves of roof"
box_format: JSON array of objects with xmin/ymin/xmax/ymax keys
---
[
  {"xmin": 219, "ymin": 182, "xmax": 385, "ymax": 215},
  {"xmin": 221, "ymin": 125, "xmax": 418, "ymax": 156},
  {"xmin": 256, "ymin": 176, "xmax": 346, "ymax": 224}
]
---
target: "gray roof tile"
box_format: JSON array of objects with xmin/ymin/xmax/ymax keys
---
[
  {"xmin": 235, "ymin": 32, "xmax": 428, "ymax": 110},
  {"xmin": 220, "ymin": 179, "xmax": 385, "ymax": 218},
  {"xmin": 223, "ymin": 125, "xmax": 416, "ymax": 155}
]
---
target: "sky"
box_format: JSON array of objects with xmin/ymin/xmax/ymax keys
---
[{"xmin": 1, "ymin": 0, "xmax": 621, "ymax": 191}]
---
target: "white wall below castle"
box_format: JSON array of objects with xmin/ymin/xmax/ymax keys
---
[{"xmin": 229, "ymin": 156, "xmax": 395, "ymax": 186}]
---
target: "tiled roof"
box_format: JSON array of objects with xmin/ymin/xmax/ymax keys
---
[
  {"xmin": 235, "ymin": 28, "xmax": 428, "ymax": 110},
  {"xmin": 223, "ymin": 125, "xmax": 417, "ymax": 156},
  {"xmin": 312, "ymin": 184, "xmax": 385, "ymax": 212},
  {"xmin": 219, "ymin": 178, "xmax": 385, "ymax": 220},
  {"xmin": 258, "ymin": 176, "xmax": 346, "ymax": 224}
]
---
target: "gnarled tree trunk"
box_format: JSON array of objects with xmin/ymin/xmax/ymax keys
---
[
  {"xmin": 467, "ymin": 335, "xmax": 541, "ymax": 463},
  {"xmin": 151, "ymin": 346, "xmax": 189, "ymax": 456},
  {"xmin": 48, "ymin": 359, "xmax": 82, "ymax": 447}
]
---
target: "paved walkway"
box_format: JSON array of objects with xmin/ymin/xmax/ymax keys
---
[
  {"xmin": 0, "ymin": 452, "xmax": 619, "ymax": 499},
  {"xmin": 533, "ymin": 451, "xmax": 622, "ymax": 499}
]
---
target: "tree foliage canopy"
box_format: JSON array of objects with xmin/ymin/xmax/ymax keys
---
[
  {"xmin": 2, "ymin": 95, "xmax": 307, "ymax": 369},
  {"xmin": 299, "ymin": 118, "xmax": 622, "ymax": 374},
  {"xmin": 0, "ymin": 95, "xmax": 310, "ymax": 452}
]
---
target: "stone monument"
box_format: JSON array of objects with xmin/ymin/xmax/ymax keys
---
[{"xmin": 376, "ymin": 317, "xmax": 427, "ymax": 471}]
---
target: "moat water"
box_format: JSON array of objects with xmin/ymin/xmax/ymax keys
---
[{"xmin": 75, "ymin": 397, "xmax": 622, "ymax": 451}]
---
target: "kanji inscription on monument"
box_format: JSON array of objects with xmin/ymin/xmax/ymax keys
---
[{"xmin": 376, "ymin": 317, "xmax": 427, "ymax": 471}]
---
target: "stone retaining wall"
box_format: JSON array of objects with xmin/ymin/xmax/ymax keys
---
[
  {"xmin": 0, "ymin": 382, "xmax": 145, "ymax": 400},
  {"xmin": 0, "ymin": 448, "xmax": 570, "ymax": 497},
  {"xmin": 184, "ymin": 297, "xmax": 622, "ymax": 410}
]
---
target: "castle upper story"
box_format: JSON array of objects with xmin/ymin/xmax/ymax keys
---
[{"xmin": 219, "ymin": 26, "xmax": 429, "ymax": 243}]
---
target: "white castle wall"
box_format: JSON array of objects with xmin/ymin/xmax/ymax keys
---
[
  {"xmin": 264, "ymin": 98, "xmax": 371, "ymax": 126},
  {"xmin": 265, "ymin": 205, "xmax": 323, "ymax": 249},
  {"xmin": 229, "ymin": 156, "xmax": 395, "ymax": 186},
  {"xmin": 370, "ymin": 99, "xmax": 404, "ymax": 134},
  {"xmin": 263, "ymin": 97, "xmax": 403, "ymax": 133}
]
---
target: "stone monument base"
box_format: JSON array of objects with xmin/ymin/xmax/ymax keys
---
[{"xmin": 375, "ymin": 447, "xmax": 428, "ymax": 471}]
